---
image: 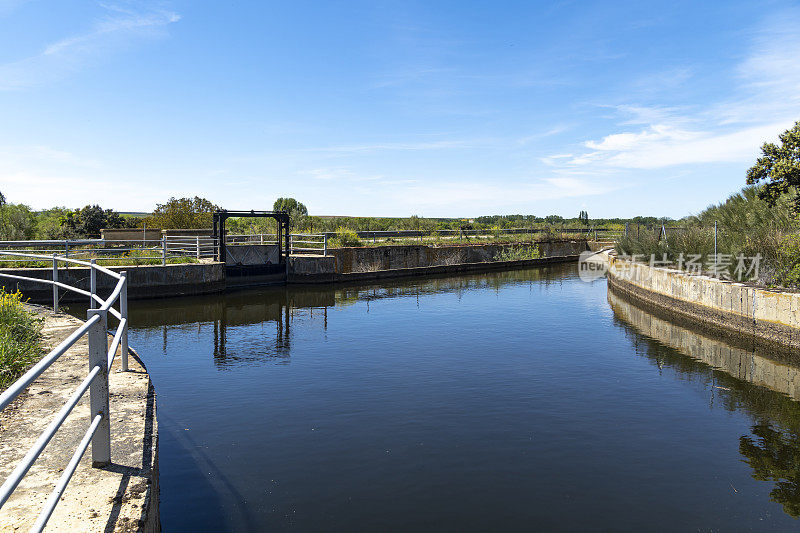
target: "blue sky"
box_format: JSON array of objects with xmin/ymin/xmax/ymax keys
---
[{"xmin": 1, "ymin": 0, "xmax": 799, "ymax": 218}]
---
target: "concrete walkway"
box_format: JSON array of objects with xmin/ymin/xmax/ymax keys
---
[{"xmin": 0, "ymin": 307, "xmax": 158, "ymax": 532}]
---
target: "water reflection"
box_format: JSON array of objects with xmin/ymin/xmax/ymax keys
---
[
  {"xmin": 128, "ymin": 265, "xmax": 574, "ymax": 370},
  {"xmin": 608, "ymin": 287, "xmax": 800, "ymax": 518}
]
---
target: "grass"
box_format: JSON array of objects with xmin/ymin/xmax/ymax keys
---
[
  {"xmin": 0, "ymin": 289, "xmax": 43, "ymax": 390},
  {"xmin": 493, "ymin": 244, "xmax": 542, "ymax": 261},
  {"xmin": 333, "ymin": 231, "xmax": 588, "ymax": 248},
  {"xmin": 615, "ymin": 185, "xmax": 800, "ymax": 288}
]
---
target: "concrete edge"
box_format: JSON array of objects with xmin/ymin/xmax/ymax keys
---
[
  {"xmin": 607, "ymin": 260, "xmax": 800, "ymax": 352},
  {"xmin": 289, "ymin": 255, "xmax": 580, "ymax": 284}
]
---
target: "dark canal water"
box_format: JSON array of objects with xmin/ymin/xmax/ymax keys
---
[{"xmin": 124, "ymin": 264, "xmax": 800, "ymax": 531}]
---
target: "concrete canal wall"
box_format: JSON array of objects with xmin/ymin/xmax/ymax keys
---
[
  {"xmin": 2, "ymin": 241, "xmax": 588, "ymax": 301},
  {"xmin": 328, "ymin": 240, "xmax": 583, "ymax": 274},
  {"xmin": 606, "ymin": 254, "xmax": 800, "ymax": 350},
  {"xmin": 290, "ymin": 240, "xmax": 588, "ymax": 283},
  {"xmin": 1, "ymin": 262, "xmax": 225, "ymax": 303}
]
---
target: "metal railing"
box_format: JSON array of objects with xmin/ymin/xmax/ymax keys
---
[
  {"xmin": 0, "ymin": 251, "xmax": 130, "ymax": 531},
  {"xmin": 225, "ymin": 233, "xmax": 278, "ymax": 245},
  {"xmin": 0, "ymin": 236, "xmax": 221, "ymax": 265},
  {"xmin": 316, "ymin": 227, "xmax": 622, "ymax": 245},
  {"xmin": 290, "ymin": 234, "xmax": 327, "ymax": 255}
]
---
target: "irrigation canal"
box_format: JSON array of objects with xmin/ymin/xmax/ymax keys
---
[{"xmin": 81, "ymin": 263, "xmax": 800, "ymax": 530}]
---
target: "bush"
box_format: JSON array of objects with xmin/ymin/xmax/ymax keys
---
[
  {"xmin": 774, "ymin": 233, "xmax": 800, "ymax": 288},
  {"xmin": 0, "ymin": 289, "xmax": 43, "ymax": 389},
  {"xmin": 494, "ymin": 244, "xmax": 541, "ymax": 261},
  {"xmin": 331, "ymin": 227, "xmax": 362, "ymax": 247}
]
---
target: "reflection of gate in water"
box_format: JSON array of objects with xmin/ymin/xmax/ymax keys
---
[{"xmin": 211, "ymin": 302, "xmax": 329, "ymax": 368}]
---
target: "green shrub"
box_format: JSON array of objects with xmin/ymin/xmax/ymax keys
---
[
  {"xmin": 331, "ymin": 227, "xmax": 362, "ymax": 247},
  {"xmin": 773, "ymin": 233, "xmax": 800, "ymax": 288},
  {"xmin": 0, "ymin": 289, "xmax": 43, "ymax": 389},
  {"xmin": 494, "ymin": 244, "xmax": 541, "ymax": 261}
]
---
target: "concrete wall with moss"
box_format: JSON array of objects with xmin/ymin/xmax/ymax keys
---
[
  {"xmin": 607, "ymin": 254, "xmax": 800, "ymax": 350},
  {"xmin": 328, "ymin": 240, "xmax": 586, "ymax": 274}
]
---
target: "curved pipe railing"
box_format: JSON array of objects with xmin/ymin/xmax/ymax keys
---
[{"xmin": 0, "ymin": 251, "xmax": 130, "ymax": 532}]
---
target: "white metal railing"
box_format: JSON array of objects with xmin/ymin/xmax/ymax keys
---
[
  {"xmin": 290, "ymin": 234, "xmax": 327, "ymax": 255},
  {"xmin": 0, "ymin": 236, "xmax": 220, "ymax": 265},
  {"xmin": 224, "ymin": 233, "xmax": 279, "ymax": 245},
  {"xmin": 0, "ymin": 251, "xmax": 130, "ymax": 531}
]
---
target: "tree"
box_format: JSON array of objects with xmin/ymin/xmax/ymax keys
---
[
  {"xmin": 578, "ymin": 210, "xmax": 590, "ymax": 225},
  {"xmin": 746, "ymin": 121, "xmax": 800, "ymax": 212},
  {"xmin": 740, "ymin": 423, "xmax": 800, "ymax": 518},
  {"xmin": 273, "ymin": 198, "xmax": 308, "ymax": 231},
  {"xmin": 36, "ymin": 207, "xmax": 76, "ymax": 239},
  {"xmin": 146, "ymin": 197, "xmax": 217, "ymax": 229},
  {"xmin": 0, "ymin": 202, "xmax": 36, "ymax": 240},
  {"xmin": 61, "ymin": 205, "xmax": 132, "ymax": 237}
]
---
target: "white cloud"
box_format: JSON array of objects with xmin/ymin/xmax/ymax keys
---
[{"xmin": 548, "ymin": 9, "xmax": 800, "ymax": 173}]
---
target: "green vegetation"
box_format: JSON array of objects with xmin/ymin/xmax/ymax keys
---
[
  {"xmin": 144, "ymin": 196, "xmax": 217, "ymax": 229},
  {"xmin": 273, "ymin": 197, "xmax": 308, "ymax": 232},
  {"xmin": 617, "ymin": 122, "xmax": 800, "ymax": 288},
  {"xmin": 59, "ymin": 205, "xmax": 136, "ymax": 238},
  {"xmin": 0, "ymin": 289, "xmax": 43, "ymax": 390},
  {"xmin": 330, "ymin": 227, "xmax": 362, "ymax": 247},
  {"xmin": 494, "ymin": 244, "xmax": 541, "ymax": 261},
  {"xmin": 746, "ymin": 120, "xmax": 800, "ymax": 212}
]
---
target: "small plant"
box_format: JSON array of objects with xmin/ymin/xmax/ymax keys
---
[
  {"xmin": 331, "ymin": 227, "xmax": 362, "ymax": 247},
  {"xmin": 0, "ymin": 289, "xmax": 43, "ymax": 389},
  {"xmin": 494, "ymin": 244, "xmax": 541, "ymax": 261}
]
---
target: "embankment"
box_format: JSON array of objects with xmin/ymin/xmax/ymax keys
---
[
  {"xmin": 291, "ymin": 240, "xmax": 587, "ymax": 283},
  {"xmin": 606, "ymin": 254, "xmax": 800, "ymax": 351}
]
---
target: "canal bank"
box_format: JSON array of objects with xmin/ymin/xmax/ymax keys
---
[
  {"xmin": 1, "ymin": 240, "xmax": 589, "ymax": 302},
  {"xmin": 606, "ymin": 253, "xmax": 800, "ymax": 351},
  {"xmin": 0, "ymin": 308, "xmax": 159, "ymax": 532}
]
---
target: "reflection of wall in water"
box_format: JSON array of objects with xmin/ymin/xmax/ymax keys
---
[
  {"xmin": 132, "ymin": 264, "xmax": 575, "ymax": 369},
  {"xmin": 609, "ymin": 288, "xmax": 800, "ymax": 519},
  {"xmin": 608, "ymin": 289, "xmax": 800, "ymax": 401}
]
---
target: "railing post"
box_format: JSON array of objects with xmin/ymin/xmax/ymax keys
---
[
  {"xmin": 120, "ymin": 272, "xmax": 129, "ymax": 372},
  {"xmin": 323, "ymin": 234, "xmax": 328, "ymax": 256},
  {"xmin": 87, "ymin": 308, "xmax": 111, "ymax": 467},
  {"xmin": 714, "ymin": 220, "xmax": 717, "ymax": 259},
  {"xmin": 64, "ymin": 242, "xmax": 69, "ymax": 259},
  {"xmin": 52, "ymin": 254, "xmax": 59, "ymax": 314},
  {"xmin": 162, "ymin": 236, "xmax": 167, "ymax": 266},
  {"xmin": 89, "ymin": 259, "xmax": 97, "ymax": 309},
  {"xmin": 196, "ymin": 237, "xmax": 201, "ymax": 260},
  {"xmin": 290, "ymin": 234, "xmax": 293, "ymax": 254}
]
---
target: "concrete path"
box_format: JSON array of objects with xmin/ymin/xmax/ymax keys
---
[{"xmin": 0, "ymin": 307, "xmax": 158, "ymax": 532}]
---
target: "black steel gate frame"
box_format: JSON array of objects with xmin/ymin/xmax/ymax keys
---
[{"xmin": 212, "ymin": 210, "xmax": 291, "ymax": 265}]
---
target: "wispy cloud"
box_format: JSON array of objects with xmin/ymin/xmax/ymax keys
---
[
  {"xmin": 0, "ymin": 3, "xmax": 180, "ymax": 90},
  {"xmin": 545, "ymin": 8, "xmax": 800, "ymax": 173}
]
